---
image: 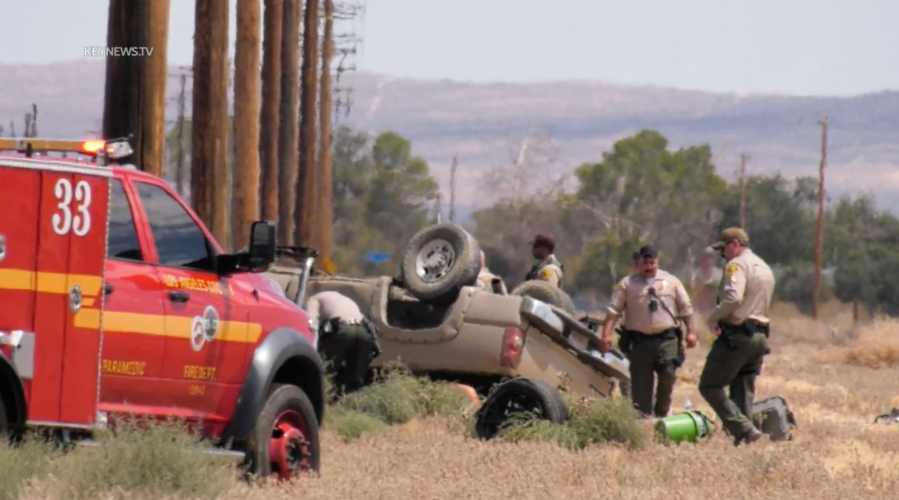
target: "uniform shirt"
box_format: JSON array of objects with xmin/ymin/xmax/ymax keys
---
[
  {"xmin": 476, "ymin": 269, "xmax": 508, "ymax": 294},
  {"xmin": 305, "ymin": 290, "xmax": 365, "ymax": 324},
  {"xmin": 607, "ymin": 270, "xmax": 694, "ymax": 335},
  {"xmin": 708, "ymin": 249, "xmax": 775, "ymax": 326},
  {"xmin": 526, "ymin": 254, "xmax": 564, "ymax": 287}
]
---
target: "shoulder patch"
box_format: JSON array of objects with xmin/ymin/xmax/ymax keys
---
[
  {"xmin": 539, "ymin": 268, "xmax": 554, "ymax": 280},
  {"xmin": 725, "ymin": 262, "xmax": 740, "ymax": 275},
  {"xmin": 615, "ymin": 280, "xmax": 627, "ymax": 290}
]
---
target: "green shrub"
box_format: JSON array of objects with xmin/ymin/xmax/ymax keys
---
[
  {"xmin": 325, "ymin": 407, "xmax": 389, "ymax": 442},
  {"xmin": 336, "ymin": 362, "xmax": 473, "ymax": 425},
  {"xmin": 56, "ymin": 417, "xmax": 237, "ymax": 499},
  {"xmin": 0, "ymin": 432, "xmax": 64, "ymax": 500}
]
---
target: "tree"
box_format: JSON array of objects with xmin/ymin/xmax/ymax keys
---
[
  {"xmin": 317, "ymin": 0, "xmax": 336, "ymax": 261},
  {"xmin": 571, "ymin": 232, "xmax": 646, "ymax": 296},
  {"xmin": 191, "ymin": 0, "xmax": 230, "ymax": 243},
  {"xmin": 570, "ymin": 130, "xmax": 728, "ymax": 278},
  {"xmin": 143, "ymin": 0, "xmax": 170, "ymax": 177},
  {"xmin": 716, "ymin": 174, "xmax": 818, "ymax": 266},
  {"xmin": 103, "ymin": 0, "xmax": 163, "ymax": 172},
  {"xmin": 277, "ymin": 0, "xmax": 301, "ymax": 245},
  {"xmin": 166, "ymin": 117, "xmax": 234, "ymax": 201},
  {"xmin": 470, "ymin": 128, "xmax": 568, "ymax": 287},
  {"xmin": 296, "ymin": 0, "xmax": 320, "ymax": 247},
  {"xmin": 259, "ymin": 0, "xmax": 283, "ymax": 223},
  {"xmin": 231, "ymin": 0, "xmax": 262, "ymax": 251},
  {"xmin": 365, "ymin": 132, "xmax": 439, "ymax": 244},
  {"xmin": 327, "ymin": 128, "xmax": 439, "ymax": 276},
  {"xmin": 828, "ymin": 194, "xmax": 899, "ymax": 319}
]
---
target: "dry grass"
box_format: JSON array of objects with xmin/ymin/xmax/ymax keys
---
[{"xmin": 9, "ymin": 301, "xmax": 899, "ymax": 499}]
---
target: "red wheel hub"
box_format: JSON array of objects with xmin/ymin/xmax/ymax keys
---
[{"xmin": 269, "ymin": 410, "xmax": 312, "ymax": 480}]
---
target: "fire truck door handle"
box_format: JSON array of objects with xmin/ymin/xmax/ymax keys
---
[
  {"xmin": 104, "ymin": 283, "xmax": 114, "ymax": 295},
  {"xmin": 168, "ymin": 290, "xmax": 190, "ymax": 303}
]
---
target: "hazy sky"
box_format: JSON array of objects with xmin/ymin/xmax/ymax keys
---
[{"xmin": 2, "ymin": 0, "xmax": 897, "ymax": 96}]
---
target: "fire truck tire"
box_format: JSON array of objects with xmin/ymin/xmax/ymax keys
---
[
  {"xmin": 0, "ymin": 395, "xmax": 7, "ymax": 434},
  {"xmin": 247, "ymin": 383, "xmax": 321, "ymax": 480}
]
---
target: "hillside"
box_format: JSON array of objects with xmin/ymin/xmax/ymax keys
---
[{"xmin": 2, "ymin": 60, "xmax": 898, "ymax": 211}]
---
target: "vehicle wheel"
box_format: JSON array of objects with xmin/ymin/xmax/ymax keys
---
[
  {"xmin": 510, "ymin": 280, "xmax": 577, "ymax": 315},
  {"xmin": 474, "ymin": 378, "xmax": 569, "ymax": 441},
  {"xmin": 400, "ymin": 223, "xmax": 481, "ymax": 303},
  {"xmin": 246, "ymin": 384, "xmax": 321, "ymax": 481}
]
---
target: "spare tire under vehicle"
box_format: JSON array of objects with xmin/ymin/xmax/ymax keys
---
[
  {"xmin": 474, "ymin": 378, "xmax": 569, "ymax": 441},
  {"xmin": 510, "ymin": 280, "xmax": 578, "ymax": 316},
  {"xmin": 400, "ymin": 223, "xmax": 481, "ymax": 304}
]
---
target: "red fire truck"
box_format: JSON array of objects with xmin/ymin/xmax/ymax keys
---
[{"xmin": 0, "ymin": 137, "xmax": 325, "ymax": 480}]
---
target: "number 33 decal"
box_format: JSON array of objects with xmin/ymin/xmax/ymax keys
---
[{"xmin": 52, "ymin": 178, "xmax": 92, "ymax": 237}]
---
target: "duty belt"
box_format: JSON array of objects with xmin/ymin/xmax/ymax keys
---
[
  {"xmin": 625, "ymin": 328, "xmax": 679, "ymax": 341},
  {"xmin": 720, "ymin": 319, "xmax": 769, "ymax": 337}
]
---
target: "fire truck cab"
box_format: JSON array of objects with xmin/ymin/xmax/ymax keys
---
[{"xmin": 0, "ymin": 137, "xmax": 325, "ymax": 480}]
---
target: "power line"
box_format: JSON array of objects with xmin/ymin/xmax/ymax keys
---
[{"xmin": 811, "ymin": 115, "xmax": 829, "ymax": 320}]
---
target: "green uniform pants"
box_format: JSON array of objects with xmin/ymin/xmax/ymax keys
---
[
  {"xmin": 699, "ymin": 331, "xmax": 768, "ymax": 438},
  {"xmin": 318, "ymin": 321, "xmax": 381, "ymax": 395},
  {"xmin": 627, "ymin": 332, "xmax": 681, "ymax": 418}
]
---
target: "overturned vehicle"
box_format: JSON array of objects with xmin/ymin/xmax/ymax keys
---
[{"xmin": 265, "ymin": 223, "xmax": 630, "ymax": 440}]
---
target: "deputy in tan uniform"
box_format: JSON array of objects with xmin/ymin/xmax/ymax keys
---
[
  {"xmin": 525, "ymin": 233, "xmax": 564, "ymax": 288},
  {"xmin": 476, "ymin": 250, "xmax": 508, "ymax": 294},
  {"xmin": 599, "ymin": 246, "xmax": 697, "ymax": 418},
  {"xmin": 306, "ymin": 291, "xmax": 381, "ymax": 396},
  {"xmin": 699, "ymin": 227, "xmax": 775, "ymax": 446}
]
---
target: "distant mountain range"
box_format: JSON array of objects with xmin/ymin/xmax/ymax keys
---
[{"xmin": 2, "ymin": 60, "xmax": 898, "ymax": 212}]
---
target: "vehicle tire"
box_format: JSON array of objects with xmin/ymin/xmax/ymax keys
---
[
  {"xmin": 510, "ymin": 280, "xmax": 577, "ymax": 315},
  {"xmin": 400, "ymin": 223, "xmax": 481, "ymax": 304},
  {"xmin": 246, "ymin": 384, "xmax": 321, "ymax": 481},
  {"xmin": 474, "ymin": 378, "xmax": 569, "ymax": 441}
]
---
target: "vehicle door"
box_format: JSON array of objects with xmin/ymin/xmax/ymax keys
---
[
  {"xmin": 0, "ymin": 161, "xmax": 108, "ymax": 426},
  {"xmin": 131, "ymin": 180, "xmax": 251, "ymax": 421},
  {"xmin": 96, "ymin": 178, "xmax": 167, "ymax": 414}
]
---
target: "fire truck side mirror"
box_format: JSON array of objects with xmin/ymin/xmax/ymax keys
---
[{"xmin": 248, "ymin": 220, "xmax": 277, "ymax": 270}]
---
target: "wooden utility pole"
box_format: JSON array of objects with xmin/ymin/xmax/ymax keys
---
[
  {"xmin": 191, "ymin": 0, "xmax": 230, "ymax": 242},
  {"xmin": 175, "ymin": 72, "xmax": 188, "ymax": 197},
  {"xmin": 317, "ymin": 0, "xmax": 335, "ymax": 259},
  {"xmin": 449, "ymin": 156, "xmax": 458, "ymax": 223},
  {"xmin": 259, "ymin": 0, "xmax": 283, "ymax": 223},
  {"xmin": 143, "ymin": 0, "xmax": 170, "ymax": 177},
  {"xmin": 277, "ymin": 0, "xmax": 301, "ymax": 245},
  {"xmin": 102, "ymin": 0, "xmax": 149, "ymax": 168},
  {"xmin": 811, "ymin": 116, "xmax": 829, "ymax": 319},
  {"xmin": 232, "ymin": 0, "xmax": 262, "ymax": 251},
  {"xmin": 296, "ymin": 0, "xmax": 320, "ymax": 247},
  {"xmin": 738, "ymin": 152, "xmax": 749, "ymax": 228}
]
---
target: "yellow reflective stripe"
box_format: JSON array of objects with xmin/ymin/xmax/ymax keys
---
[
  {"xmin": 74, "ymin": 310, "xmax": 263, "ymax": 343},
  {"xmin": 2, "ymin": 269, "xmax": 265, "ymax": 344},
  {"xmin": 0, "ymin": 269, "xmax": 103, "ymax": 296}
]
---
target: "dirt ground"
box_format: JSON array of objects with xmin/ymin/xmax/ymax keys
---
[
  {"xmin": 17, "ymin": 302, "xmax": 899, "ymax": 500},
  {"xmin": 200, "ymin": 302, "xmax": 897, "ymax": 500}
]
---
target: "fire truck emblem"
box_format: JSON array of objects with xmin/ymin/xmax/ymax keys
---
[{"xmin": 190, "ymin": 305, "xmax": 220, "ymax": 352}]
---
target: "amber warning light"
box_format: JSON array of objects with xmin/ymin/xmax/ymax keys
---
[
  {"xmin": 81, "ymin": 139, "xmax": 133, "ymax": 159},
  {"xmin": 0, "ymin": 137, "xmax": 133, "ymax": 160}
]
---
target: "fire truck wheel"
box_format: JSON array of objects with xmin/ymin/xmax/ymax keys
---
[
  {"xmin": 247, "ymin": 383, "xmax": 321, "ymax": 480},
  {"xmin": 0, "ymin": 395, "xmax": 7, "ymax": 435}
]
